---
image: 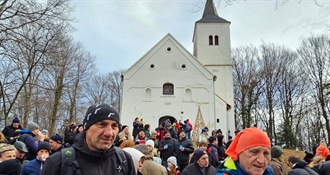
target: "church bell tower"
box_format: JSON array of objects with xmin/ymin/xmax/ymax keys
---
[{"xmin": 192, "ymin": 0, "xmax": 235, "ymax": 133}]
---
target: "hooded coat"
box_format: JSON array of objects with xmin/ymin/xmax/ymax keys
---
[
  {"xmin": 287, "ymin": 161, "xmax": 319, "ymax": 175},
  {"xmin": 39, "ymin": 132, "xmax": 136, "ymax": 175},
  {"xmin": 140, "ymin": 154, "xmax": 167, "ymax": 175},
  {"xmin": 123, "ymin": 147, "xmax": 144, "ymax": 174}
]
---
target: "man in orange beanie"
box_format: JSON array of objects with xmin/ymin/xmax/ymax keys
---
[{"xmin": 216, "ymin": 127, "xmax": 273, "ymax": 175}]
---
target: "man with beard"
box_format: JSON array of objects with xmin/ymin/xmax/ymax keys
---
[{"xmin": 40, "ymin": 103, "xmax": 136, "ymax": 175}]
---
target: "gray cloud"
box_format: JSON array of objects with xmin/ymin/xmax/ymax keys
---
[{"xmin": 70, "ymin": 1, "xmax": 329, "ymax": 72}]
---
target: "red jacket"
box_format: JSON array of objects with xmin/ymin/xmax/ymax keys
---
[{"xmin": 187, "ymin": 121, "xmax": 193, "ymax": 131}]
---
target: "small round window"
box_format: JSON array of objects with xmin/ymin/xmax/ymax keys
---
[
  {"xmin": 166, "ymin": 47, "xmax": 172, "ymax": 52},
  {"xmin": 150, "ymin": 64, "xmax": 155, "ymax": 69},
  {"xmin": 181, "ymin": 64, "xmax": 186, "ymax": 69}
]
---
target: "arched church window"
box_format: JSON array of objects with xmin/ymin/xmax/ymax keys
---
[
  {"xmin": 209, "ymin": 35, "xmax": 213, "ymax": 45},
  {"xmin": 215, "ymin": 35, "xmax": 219, "ymax": 45},
  {"xmin": 144, "ymin": 88, "xmax": 151, "ymax": 100},
  {"xmin": 184, "ymin": 88, "xmax": 192, "ymax": 101},
  {"xmin": 163, "ymin": 83, "xmax": 174, "ymax": 95}
]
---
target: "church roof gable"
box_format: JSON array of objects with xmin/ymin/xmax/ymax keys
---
[{"xmin": 123, "ymin": 33, "xmax": 214, "ymax": 80}]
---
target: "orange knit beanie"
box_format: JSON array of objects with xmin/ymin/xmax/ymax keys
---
[
  {"xmin": 225, "ymin": 127, "xmax": 271, "ymax": 161},
  {"xmin": 316, "ymin": 145, "xmax": 330, "ymax": 160}
]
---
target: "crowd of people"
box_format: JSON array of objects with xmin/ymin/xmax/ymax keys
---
[{"xmin": 0, "ymin": 103, "xmax": 329, "ymax": 175}]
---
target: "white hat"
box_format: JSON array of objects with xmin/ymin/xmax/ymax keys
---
[
  {"xmin": 123, "ymin": 148, "xmax": 145, "ymax": 173},
  {"xmin": 146, "ymin": 140, "xmax": 154, "ymax": 148},
  {"xmin": 167, "ymin": 156, "xmax": 177, "ymax": 167}
]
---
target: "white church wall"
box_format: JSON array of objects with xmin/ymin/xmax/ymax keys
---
[
  {"xmin": 121, "ymin": 36, "xmax": 216, "ymax": 131},
  {"xmin": 215, "ymin": 96, "xmax": 226, "ymax": 126},
  {"xmin": 121, "ymin": 85, "xmax": 215, "ymax": 131}
]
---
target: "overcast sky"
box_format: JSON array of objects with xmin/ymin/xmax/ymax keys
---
[{"xmin": 70, "ymin": 0, "xmax": 329, "ymax": 73}]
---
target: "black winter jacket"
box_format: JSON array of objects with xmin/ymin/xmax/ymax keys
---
[
  {"xmin": 132, "ymin": 121, "xmax": 143, "ymax": 138},
  {"xmin": 314, "ymin": 160, "xmax": 330, "ymax": 175},
  {"xmin": 181, "ymin": 162, "xmax": 216, "ymax": 175},
  {"xmin": 1, "ymin": 124, "xmax": 22, "ymax": 141},
  {"xmin": 288, "ymin": 161, "xmax": 319, "ymax": 175},
  {"xmin": 159, "ymin": 137, "xmax": 178, "ymax": 161},
  {"xmin": 39, "ymin": 132, "xmax": 136, "ymax": 175},
  {"xmin": 177, "ymin": 137, "xmax": 194, "ymax": 165}
]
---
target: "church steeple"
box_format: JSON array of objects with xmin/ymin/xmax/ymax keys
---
[
  {"xmin": 197, "ymin": 0, "xmax": 230, "ymax": 23},
  {"xmin": 202, "ymin": 0, "xmax": 218, "ymax": 17}
]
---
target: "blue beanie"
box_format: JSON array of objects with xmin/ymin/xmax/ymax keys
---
[
  {"xmin": 194, "ymin": 148, "xmax": 207, "ymax": 161},
  {"xmin": 12, "ymin": 117, "xmax": 20, "ymax": 123}
]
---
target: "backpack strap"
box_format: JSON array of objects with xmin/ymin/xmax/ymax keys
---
[
  {"xmin": 61, "ymin": 147, "xmax": 81, "ymax": 175},
  {"xmin": 18, "ymin": 134, "xmax": 28, "ymax": 142},
  {"xmin": 114, "ymin": 146, "xmax": 128, "ymax": 175}
]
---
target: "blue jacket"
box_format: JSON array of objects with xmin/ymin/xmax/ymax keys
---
[
  {"xmin": 21, "ymin": 158, "xmax": 42, "ymax": 175},
  {"xmin": 216, "ymin": 157, "xmax": 274, "ymax": 175},
  {"xmin": 207, "ymin": 144, "xmax": 218, "ymax": 161},
  {"xmin": 20, "ymin": 133, "xmax": 38, "ymax": 160}
]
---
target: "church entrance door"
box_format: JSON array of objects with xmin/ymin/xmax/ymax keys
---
[{"xmin": 159, "ymin": 116, "xmax": 176, "ymax": 127}]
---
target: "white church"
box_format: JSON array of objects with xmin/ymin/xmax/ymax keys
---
[{"xmin": 120, "ymin": 0, "xmax": 235, "ymax": 141}]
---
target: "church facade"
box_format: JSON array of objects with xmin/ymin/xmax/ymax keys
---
[{"xmin": 120, "ymin": 0, "xmax": 235, "ymax": 140}]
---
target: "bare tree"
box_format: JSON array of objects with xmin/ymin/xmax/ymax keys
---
[
  {"xmin": 107, "ymin": 70, "xmax": 125, "ymax": 113},
  {"xmin": 82, "ymin": 73, "xmax": 112, "ymax": 105},
  {"xmin": 191, "ymin": 0, "xmax": 325, "ymax": 12},
  {"xmin": 232, "ymin": 45, "xmax": 263, "ymax": 129},
  {"xmin": 65, "ymin": 46, "xmax": 96, "ymax": 123},
  {"xmin": 35, "ymin": 35, "xmax": 96, "ymax": 134},
  {"xmin": 298, "ymin": 34, "xmax": 330, "ymax": 143},
  {"xmin": 275, "ymin": 48, "xmax": 305, "ymax": 148},
  {"xmin": 257, "ymin": 43, "xmax": 287, "ymax": 140},
  {"xmin": 0, "ymin": 0, "xmax": 73, "ymax": 126},
  {"xmin": 0, "ymin": 0, "xmax": 73, "ymax": 39}
]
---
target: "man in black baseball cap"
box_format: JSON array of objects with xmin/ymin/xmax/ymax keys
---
[{"xmin": 41, "ymin": 103, "xmax": 136, "ymax": 175}]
